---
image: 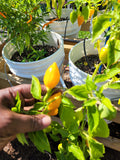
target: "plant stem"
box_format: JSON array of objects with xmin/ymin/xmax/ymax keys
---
[{"xmin": 92, "ymin": 62, "xmax": 103, "ymax": 80}]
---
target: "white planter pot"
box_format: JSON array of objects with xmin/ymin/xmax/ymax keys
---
[
  {"xmin": 45, "ymin": 8, "xmax": 81, "ymax": 37},
  {"xmin": 2, "ymin": 31, "xmax": 65, "ymax": 80},
  {"xmin": 69, "ymin": 39, "xmax": 120, "ymax": 100}
]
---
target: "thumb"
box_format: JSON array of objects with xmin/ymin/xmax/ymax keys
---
[{"xmin": 11, "ymin": 112, "xmax": 51, "ymax": 134}]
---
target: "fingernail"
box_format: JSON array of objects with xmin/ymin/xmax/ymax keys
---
[{"xmin": 41, "ymin": 116, "xmax": 51, "ymax": 127}]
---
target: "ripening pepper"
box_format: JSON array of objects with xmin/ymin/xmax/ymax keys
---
[
  {"xmin": 48, "ymin": 108, "xmax": 58, "ymax": 116},
  {"xmin": 99, "ymin": 45, "xmax": 108, "ymax": 64},
  {"xmin": 43, "ymin": 62, "xmax": 60, "ymax": 89},
  {"xmin": 47, "ymin": 92, "xmax": 62, "ymax": 116},
  {"xmin": 47, "ymin": 92, "xmax": 62, "ymax": 111},
  {"xmin": 77, "ymin": 15, "xmax": 84, "ymax": 26}
]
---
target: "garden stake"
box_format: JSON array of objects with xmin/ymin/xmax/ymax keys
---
[
  {"xmin": 64, "ymin": 17, "xmax": 69, "ymax": 39},
  {"xmin": 83, "ymin": 38, "xmax": 91, "ymax": 69}
]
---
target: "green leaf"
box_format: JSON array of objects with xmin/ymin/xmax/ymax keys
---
[
  {"xmin": 83, "ymin": 99, "xmax": 97, "ymax": 107},
  {"xmin": 82, "ymin": 5, "xmax": 89, "ymax": 22},
  {"xmin": 28, "ymin": 130, "xmax": 51, "ymax": 153},
  {"xmin": 65, "ymin": 85, "xmax": 89, "ymax": 101},
  {"xmin": 16, "ymin": 133, "xmax": 28, "ymax": 145},
  {"xmin": 75, "ymin": 107, "xmax": 83, "ymax": 125},
  {"xmin": 78, "ymin": 31, "xmax": 91, "ymax": 39},
  {"xmin": 12, "ymin": 92, "xmax": 21, "ymax": 113},
  {"xmin": 92, "ymin": 119, "xmax": 109, "ymax": 138},
  {"xmin": 57, "ymin": 0, "xmax": 64, "ymax": 19},
  {"xmin": 92, "ymin": 14, "xmax": 113, "ymax": 42},
  {"xmin": 62, "ymin": 96, "xmax": 75, "ymax": 108},
  {"xmin": 94, "ymin": 65, "xmax": 120, "ymax": 83},
  {"xmin": 88, "ymin": 137, "xmax": 105, "ymax": 159},
  {"xmin": 70, "ymin": 10, "xmax": 77, "ymax": 24},
  {"xmin": 60, "ymin": 105, "xmax": 79, "ymax": 133},
  {"xmin": 31, "ymin": 75, "xmax": 41, "ymax": 100},
  {"xmin": 107, "ymin": 39, "xmax": 120, "ymax": 67},
  {"xmin": 86, "ymin": 75, "xmax": 97, "ymax": 91},
  {"xmin": 99, "ymin": 103, "xmax": 117, "ymax": 120},
  {"xmin": 101, "ymin": 97, "xmax": 116, "ymax": 112},
  {"xmin": 68, "ymin": 143, "xmax": 85, "ymax": 160},
  {"xmin": 87, "ymin": 105, "xmax": 99, "ymax": 136},
  {"xmin": 108, "ymin": 82, "xmax": 120, "ymax": 89}
]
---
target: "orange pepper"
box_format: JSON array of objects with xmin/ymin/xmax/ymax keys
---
[
  {"xmin": 27, "ymin": 15, "xmax": 32, "ymax": 24},
  {"xmin": 42, "ymin": 18, "xmax": 58, "ymax": 29},
  {"xmin": 0, "ymin": 12, "xmax": 6, "ymax": 18},
  {"xmin": 48, "ymin": 108, "xmax": 58, "ymax": 116},
  {"xmin": 43, "ymin": 62, "xmax": 60, "ymax": 89},
  {"xmin": 77, "ymin": 15, "xmax": 84, "ymax": 26},
  {"xmin": 47, "ymin": 92, "xmax": 62, "ymax": 111}
]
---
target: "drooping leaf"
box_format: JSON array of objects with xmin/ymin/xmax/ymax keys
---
[
  {"xmin": 60, "ymin": 105, "xmax": 79, "ymax": 133},
  {"xmin": 68, "ymin": 143, "xmax": 85, "ymax": 160},
  {"xmin": 92, "ymin": 119, "xmax": 109, "ymax": 138},
  {"xmin": 87, "ymin": 105, "xmax": 99, "ymax": 136},
  {"xmin": 16, "ymin": 133, "xmax": 28, "ymax": 145},
  {"xmin": 99, "ymin": 103, "xmax": 117, "ymax": 120},
  {"xmin": 31, "ymin": 75, "xmax": 41, "ymax": 100},
  {"xmin": 82, "ymin": 5, "xmax": 89, "ymax": 22},
  {"xmin": 101, "ymin": 96, "xmax": 116, "ymax": 112},
  {"xmin": 62, "ymin": 96, "xmax": 75, "ymax": 108},
  {"xmin": 28, "ymin": 130, "xmax": 51, "ymax": 153},
  {"xmin": 92, "ymin": 14, "xmax": 113, "ymax": 42},
  {"xmin": 108, "ymin": 82, "xmax": 120, "ymax": 89},
  {"xmin": 88, "ymin": 137, "xmax": 105, "ymax": 159},
  {"xmin": 108, "ymin": 39, "xmax": 120, "ymax": 67}
]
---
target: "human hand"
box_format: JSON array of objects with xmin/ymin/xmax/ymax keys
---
[{"xmin": 0, "ymin": 84, "xmax": 51, "ymax": 150}]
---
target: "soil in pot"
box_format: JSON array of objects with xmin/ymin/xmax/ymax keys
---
[
  {"xmin": 11, "ymin": 45, "xmax": 58, "ymax": 62},
  {"xmin": 74, "ymin": 54, "xmax": 106, "ymax": 75}
]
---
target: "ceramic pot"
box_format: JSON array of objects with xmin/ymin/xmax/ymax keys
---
[{"xmin": 2, "ymin": 31, "xmax": 65, "ymax": 80}]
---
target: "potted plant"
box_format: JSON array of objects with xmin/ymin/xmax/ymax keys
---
[
  {"xmin": 43, "ymin": 0, "xmax": 81, "ymax": 37},
  {"xmin": 11, "ymin": 61, "xmax": 117, "ymax": 160},
  {"xmin": 0, "ymin": 0, "xmax": 65, "ymax": 79},
  {"xmin": 69, "ymin": 0, "xmax": 120, "ymax": 100}
]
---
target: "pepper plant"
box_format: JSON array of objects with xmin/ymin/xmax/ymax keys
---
[
  {"xmin": 0, "ymin": 0, "xmax": 48, "ymax": 58},
  {"xmin": 11, "ymin": 0, "xmax": 120, "ymax": 159},
  {"xmin": 12, "ymin": 61, "xmax": 117, "ymax": 160},
  {"xmin": 45, "ymin": 0, "xmax": 66, "ymax": 19}
]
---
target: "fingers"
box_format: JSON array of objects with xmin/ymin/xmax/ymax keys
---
[
  {"xmin": 10, "ymin": 84, "xmax": 47, "ymax": 99},
  {"xmin": 10, "ymin": 112, "xmax": 51, "ymax": 134}
]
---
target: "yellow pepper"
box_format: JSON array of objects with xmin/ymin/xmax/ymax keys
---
[
  {"xmin": 89, "ymin": 9, "xmax": 95, "ymax": 18},
  {"xmin": 47, "ymin": 92, "xmax": 62, "ymax": 111},
  {"xmin": 43, "ymin": 62, "xmax": 60, "ymax": 89},
  {"xmin": 47, "ymin": 92, "xmax": 62, "ymax": 116}
]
